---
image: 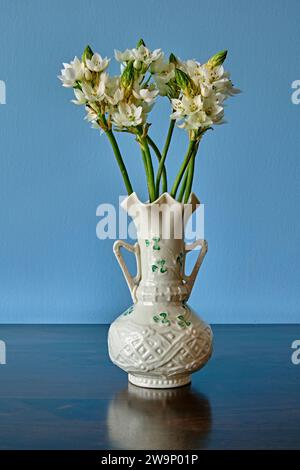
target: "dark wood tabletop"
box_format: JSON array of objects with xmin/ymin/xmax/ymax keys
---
[{"xmin": 0, "ymin": 324, "xmax": 299, "ymax": 450}]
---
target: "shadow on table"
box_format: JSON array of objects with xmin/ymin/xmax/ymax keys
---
[{"xmin": 106, "ymin": 383, "xmax": 212, "ymax": 450}]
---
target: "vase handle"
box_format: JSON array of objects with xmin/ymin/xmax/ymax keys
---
[
  {"xmin": 184, "ymin": 239, "xmax": 208, "ymax": 298},
  {"xmin": 113, "ymin": 240, "xmax": 141, "ymax": 303}
]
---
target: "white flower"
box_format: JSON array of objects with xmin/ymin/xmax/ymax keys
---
[
  {"xmin": 177, "ymin": 60, "xmax": 212, "ymax": 97},
  {"xmin": 107, "ymin": 88, "xmax": 124, "ymax": 106},
  {"xmin": 171, "ymin": 92, "xmax": 225, "ymax": 131},
  {"xmin": 106, "ymin": 90, "xmax": 124, "ymax": 106},
  {"xmin": 139, "ymin": 88, "xmax": 159, "ymax": 103},
  {"xmin": 201, "ymin": 64, "xmax": 224, "ymax": 83},
  {"xmin": 115, "ymin": 45, "xmax": 162, "ymax": 69},
  {"xmin": 105, "ymin": 76, "xmax": 124, "ymax": 105},
  {"xmin": 214, "ymin": 77, "xmax": 240, "ymax": 97},
  {"xmin": 85, "ymin": 106, "xmax": 98, "ymax": 122},
  {"xmin": 84, "ymin": 106, "xmax": 104, "ymax": 131},
  {"xmin": 132, "ymin": 45, "xmax": 162, "ymax": 67},
  {"xmin": 133, "ymin": 84, "xmax": 159, "ymax": 104},
  {"xmin": 58, "ymin": 57, "xmax": 84, "ymax": 87},
  {"xmin": 182, "ymin": 59, "xmax": 201, "ymax": 79},
  {"xmin": 199, "ymin": 82, "xmax": 212, "ymax": 98},
  {"xmin": 151, "ymin": 57, "xmax": 175, "ymax": 95},
  {"xmin": 81, "ymin": 82, "xmax": 97, "ymax": 102},
  {"xmin": 201, "ymin": 64, "xmax": 240, "ymax": 97},
  {"xmin": 71, "ymin": 88, "xmax": 86, "ymax": 105},
  {"xmin": 96, "ymin": 72, "xmax": 109, "ymax": 100},
  {"xmin": 81, "ymin": 73, "xmax": 108, "ymax": 102},
  {"xmin": 203, "ymin": 93, "xmax": 225, "ymax": 123},
  {"xmin": 151, "ymin": 57, "xmax": 174, "ymax": 76},
  {"xmin": 179, "ymin": 111, "xmax": 213, "ymax": 130},
  {"xmin": 171, "ymin": 95, "xmax": 203, "ymax": 119},
  {"xmin": 86, "ymin": 53, "xmax": 110, "ymax": 72},
  {"xmin": 111, "ymin": 103, "xmax": 143, "ymax": 128},
  {"xmin": 114, "ymin": 48, "xmax": 135, "ymax": 63}
]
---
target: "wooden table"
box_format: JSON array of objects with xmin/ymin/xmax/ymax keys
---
[{"xmin": 0, "ymin": 325, "xmax": 299, "ymax": 450}]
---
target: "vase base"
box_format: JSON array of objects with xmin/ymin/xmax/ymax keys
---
[{"xmin": 128, "ymin": 373, "xmax": 191, "ymax": 389}]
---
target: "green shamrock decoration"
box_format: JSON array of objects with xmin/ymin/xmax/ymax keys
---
[
  {"xmin": 153, "ymin": 312, "xmax": 171, "ymax": 326},
  {"xmin": 177, "ymin": 314, "xmax": 191, "ymax": 328},
  {"xmin": 152, "ymin": 237, "xmax": 161, "ymax": 250},
  {"xmin": 152, "ymin": 259, "xmax": 167, "ymax": 274},
  {"xmin": 158, "ymin": 259, "xmax": 167, "ymax": 273}
]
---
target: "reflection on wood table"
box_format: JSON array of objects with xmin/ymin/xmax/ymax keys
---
[{"xmin": 0, "ymin": 324, "xmax": 299, "ymax": 450}]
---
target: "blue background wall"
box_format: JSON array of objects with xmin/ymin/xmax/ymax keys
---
[{"xmin": 0, "ymin": 0, "xmax": 299, "ymax": 323}]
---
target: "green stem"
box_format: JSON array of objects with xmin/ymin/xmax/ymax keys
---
[
  {"xmin": 155, "ymin": 119, "xmax": 175, "ymax": 197},
  {"xmin": 146, "ymin": 136, "xmax": 167, "ymax": 193},
  {"xmin": 184, "ymin": 151, "xmax": 196, "ymax": 203},
  {"xmin": 138, "ymin": 135, "xmax": 156, "ymax": 202},
  {"xmin": 105, "ymin": 129, "xmax": 133, "ymax": 195},
  {"xmin": 178, "ymin": 142, "xmax": 199, "ymax": 202},
  {"xmin": 183, "ymin": 138, "xmax": 202, "ymax": 202},
  {"xmin": 177, "ymin": 168, "xmax": 189, "ymax": 202},
  {"xmin": 140, "ymin": 148, "xmax": 152, "ymax": 201},
  {"xmin": 170, "ymin": 140, "xmax": 196, "ymax": 198}
]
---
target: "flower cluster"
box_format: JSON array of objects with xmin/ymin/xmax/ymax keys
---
[
  {"xmin": 59, "ymin": 40, "xmax": 240, "ymax": 202},
  {"xmin": 169, "ymin": 51, "xmax": 240, "ymax": 137},
  {"xmin": 59, "ymin": 41, "xmax": 238, "ymax": 138},
  {"xmin": 59, "ymin": 41, "xmax": 164, "ymax": 132}
]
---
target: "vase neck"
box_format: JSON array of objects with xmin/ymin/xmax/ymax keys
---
[{"xmin": 135, "ymin": 236, "xmax": 190, "ymax": 303}]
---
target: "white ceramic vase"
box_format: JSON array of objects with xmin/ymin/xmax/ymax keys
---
[{"xmin": 108, "ymin": 192, "xmax": 213, "ymax": 389}]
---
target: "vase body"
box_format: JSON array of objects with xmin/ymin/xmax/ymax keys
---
[{"xmin": 108, "ymin": 192, "xmax": 213, "ymax": 388}]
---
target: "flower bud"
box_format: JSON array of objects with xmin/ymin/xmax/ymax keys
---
[
  {"xmin": 84, "ymin": 68, "xmax": 92, "ymax": 80},
  {"xmin": 207, "ymin": 50, "xmax": 227, "ymax": 68},
  {"xmin": 133, "ymin": 59, "xmax": 142, "ymax": 70},
  {"xmin": 136, "ymin": 38, "xmax": 146, "ymax": 48},
  {"xmin": 121, "ymin": 61, "xmax": 134, "ymax": 89},
  {"xmin": 175, "ymin": 68, "xmax": 193, "ymax": 95},
  {"xmin": 169, "ymin": 53, "xmax": 178, "ymax": 65},
  {"xmin": 82, "ymin": 45, "xmax": 93, "ymax": 64},
  {"xmin": 167, "ymin": 81, "xmax": 180, "ymax": 100}
]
